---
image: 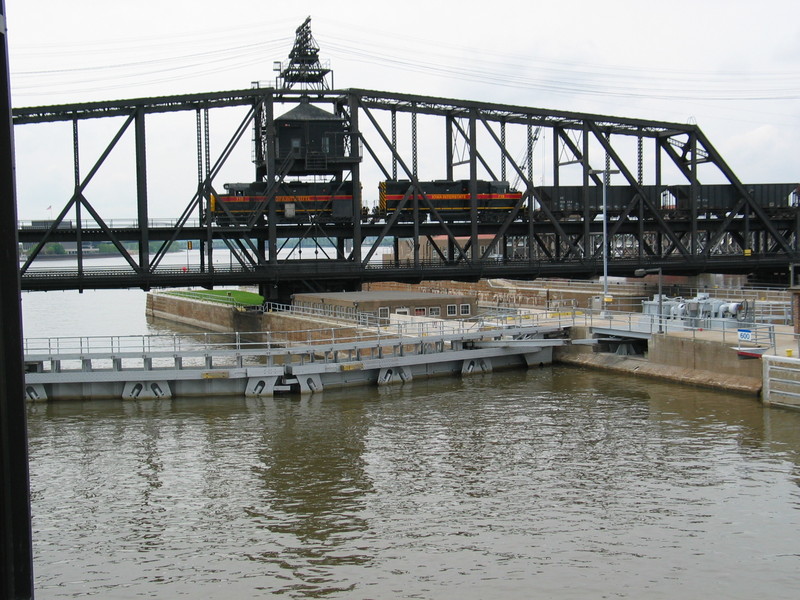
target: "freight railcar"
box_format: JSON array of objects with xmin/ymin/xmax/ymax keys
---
[
  {"xmin": 667, "ymin": 183, "xmax": 799, "ymax": 218},
  {"xmin": 537, "ymin": 183, "xmax": 798, "ymax": 220},
  {"xmin": 378, "ymin": 180, "xmax": 522, "ymax": 222},
  {"xmin": 535, "ymin": 185, "xmax": 659, "ymax": 219},
  {"xmin": 211, "ymin": 181, "xmax": 355, "ymax": 224}
]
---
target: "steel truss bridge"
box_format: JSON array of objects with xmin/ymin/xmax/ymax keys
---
[{"xmin": 14, "ymin": 87, "xmax": 800, "ymax": 300}]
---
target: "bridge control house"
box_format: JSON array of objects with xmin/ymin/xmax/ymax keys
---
[{"xmin": 291, "ymin": 291, "xmax": 477, "ymax": 321}]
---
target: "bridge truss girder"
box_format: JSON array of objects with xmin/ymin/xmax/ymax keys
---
[{"xmin": 12, "ymin": 87, "xmax": 799, "ymax": 293}]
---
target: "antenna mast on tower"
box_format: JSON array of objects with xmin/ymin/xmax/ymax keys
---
[{"xmin": 275, "ymin": 17, "xmax": 332, "ymax": 90}]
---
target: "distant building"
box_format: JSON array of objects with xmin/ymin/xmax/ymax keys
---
[{"xmin": 291, "ymin": 290, "xmax": 477, "ymax": 320}]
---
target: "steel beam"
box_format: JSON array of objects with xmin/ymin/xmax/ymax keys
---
[
  {"xmin": 0, "ymin": 1, "xmax": 34, "ymax": 597},
  {"xmin": 469, "ymin": 109, "xmax": 478, "ymax": 263},
  {"xmin": 358, "ymin": 102, "xmax": 471, "ymax": 264},
  {"xmin": 348, "ymin": 92, "xmax": 362, "ymax": 264},
  {"xmin": 589, "ymin": 121, "xmax": 692, "ymax": 258},
  {"xmin": 11, "ymin": 86, "xmax": 799, "ymax": 291},
  {"xmin": 135, "ymin": 109, "xmax": 149, "ymax": 276},
  {"xmin": 13, "ymin": 87, "xmax": 698, "ymax": 138}
]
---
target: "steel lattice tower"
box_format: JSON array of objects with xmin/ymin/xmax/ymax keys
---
[{"xmin": 276, "ymin": 17, "xmax": 331, "ymax": 90}]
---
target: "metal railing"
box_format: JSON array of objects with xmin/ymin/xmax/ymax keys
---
[
  {"xmin": 578, "ymin": 307, "xmax": 800, "ymax": 357},
  {"xmin": 762, "ymin": 354, "xmax": 800, "ymax": 409},
  {"xmin": 486, "ymin": 277, "xmax": 649, "ymax": 296},
  {"xmin": 22, "ymin": 319, "xmax": 565, "ymax": 378},
  {"xmin": 23, "ymin": 317, "xmax": 552, "ymax": 359},
  {"xmin": 28, "ymin": 293, "xmax": 800, "ymax": 364},
  {"xmin": 18, "ymin": 218, "xmax": 202, "ymax": 229}
]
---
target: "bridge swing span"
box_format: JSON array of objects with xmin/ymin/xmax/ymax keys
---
[{"xmin": 13, "ymin": 18, "xmax": 799, "ymax": 298}]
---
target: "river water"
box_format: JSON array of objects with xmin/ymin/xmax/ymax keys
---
[{"xmin": 20, "ymin": 288, "xmax": 800, "ymax": 599}]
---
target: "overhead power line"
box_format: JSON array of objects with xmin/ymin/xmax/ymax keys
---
[{"xmin": 8, "ymin": 17, "xmax": 800, "ymax": 103}]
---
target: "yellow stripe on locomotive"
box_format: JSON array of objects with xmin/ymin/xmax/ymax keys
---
[{"xmin": 211, "ymin": 181, "xmax": 356, "ymax": 223}]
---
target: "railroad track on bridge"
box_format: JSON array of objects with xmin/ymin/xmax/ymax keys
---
[{"xmin": 19, "ymin": 254, "xmax": 793, "ymax": 292}]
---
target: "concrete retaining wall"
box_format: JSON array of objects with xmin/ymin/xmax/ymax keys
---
[
  {"xmin": 261, "ymin": 312, "xmax": 361, "ymax": 344},
  {"xmin": 555, "ymin": 325, "xmax": 762, "ymax": 395},
  {"xmin": 649, "ymin": 333, "xmax": 762, "ymax": 380},
  {"xmin": 146, "ymin": 293, "xmax": 239, "ymax": 332},
  {"xmin": 365, "ymin": 279, "xmax": 646, "ymax": 312},
  {"xmin": 147, "ymin": 293, "xmax": 363, "ymax": 344}
]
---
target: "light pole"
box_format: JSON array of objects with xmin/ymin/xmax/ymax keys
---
[
  {"xmin": 589, "ymin": 168, "xmax": 620, "ymax": 314},
  {"xmin": 635, "ymin": 267, "xmax": 664, "ymax": 333}
]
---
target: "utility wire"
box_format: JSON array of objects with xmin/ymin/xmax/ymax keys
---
[{"xmin": 9, "ymin": 17, "xmax": 800, "ymax": 102}]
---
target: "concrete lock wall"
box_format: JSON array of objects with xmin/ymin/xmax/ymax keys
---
[
  {"xmin": 555, "ymin": 325, "xmax": 762, "ymax": 395},
  {"xmin": 648, "ymin": 334, "xmax": 762, "ymax": 380},
  {"xmin": 260, "ymin": 312, "xmax": 361, "ymax": 344},
  {"xmin": 364, "ymin": 280, "xmax": 645, "ymax": 312},
  {"xmin": 146, "ymin": 294, "xmax": 363, "ymax": 343},
  {"xmin": 147, "ymin": 293, "xmax": 766, "ymax": 396},
  {"xmin": 146, "ymin": 294, "xmax": 239, "ymax": 332}
]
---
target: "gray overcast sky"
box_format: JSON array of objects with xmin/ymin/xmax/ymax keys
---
[{"xmin": 5, "ymin": 0, "xmax": 800, "ymax": 219}]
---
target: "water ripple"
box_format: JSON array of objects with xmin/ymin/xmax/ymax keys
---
[{"xmin": 27, "ymin": 368, "xmax": 800, "ymax": 598}]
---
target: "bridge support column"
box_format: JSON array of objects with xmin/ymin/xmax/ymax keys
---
[
  {"xmin": 348, "ymin": 92, "xmax": 362, "ymax": 264},
  {"xmin": 0, "ymin": 0, "xmax": 34, "ymax": 592},
  {"xmin": 135, "ymin": 109, "xmax": 149, "ymax": 275},
  {"xmin": 259, "ymin": 282, "xmax": 293, "ymax": 305}
]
